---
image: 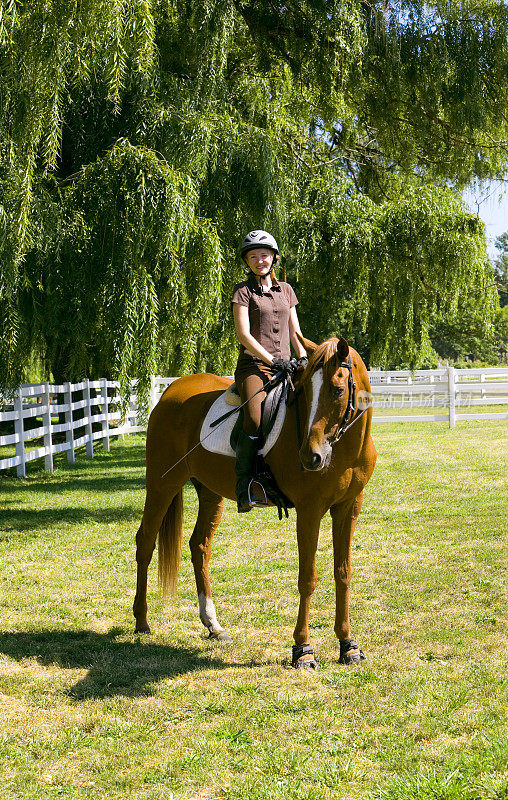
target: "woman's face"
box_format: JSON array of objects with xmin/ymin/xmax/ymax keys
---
[{"xmin": 245, "ymin": 248, "xmax": 275, "ymax": 277}]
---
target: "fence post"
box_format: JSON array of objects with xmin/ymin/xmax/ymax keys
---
[
  {"xmin": 85, "ymin": 379, "xmax": 94, "ymax": 458},
  {"xmin": 101, "ymin": 378, "xmax": 110, "ymax": 452},
  {"xmin": 116, "ymin": 381, "xmax": 125, "ymax": 440},
  {"xmin": 65, "ymin": 381, "xmax": 75, "ymax": 464},
  {"xmin": 386, "ymin": 374, "xmax": 392, "ymax": 408},
  {"xmin": 480, "ymin": 371, "xmax": 486, "ymax": 400},
  {"xmin": 448, "ymin": 366, "xmax": 456, "ymax": 429},
  {"xmin": 42, "ymin": 382, "xmax": 54, "ymax": 472},
  {"xmin": 14, "ymin": 387, "xmax": 26, "ymax": 478}
]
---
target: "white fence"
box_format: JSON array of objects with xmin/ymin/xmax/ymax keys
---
[
  {"xmin": 369, "ymin": 365, "xmax": 508, "ymax": 425},
  {"xmin": 0, "ymin": 377, "xmax": 176, "ymax": 478},
  {"xmin": 1, "ymin": 368, "xmax": 507, "ymax": 477}
]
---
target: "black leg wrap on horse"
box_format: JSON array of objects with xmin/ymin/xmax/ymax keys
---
[
  {"xmin": 339, "ymin": 638, "xmax": 366, "ymax": 665},
  {"xmin": 292, "ymin": 643, "xmax": 319, "ymax": 670}
]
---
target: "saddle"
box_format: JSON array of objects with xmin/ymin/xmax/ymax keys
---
[
  {"xmin": 227, "ymin": 380, "xmax": 285, "ymax": 450},
  {"xmin": 199, "ymin": 379, "xmax": 294, "ymax": 519}
]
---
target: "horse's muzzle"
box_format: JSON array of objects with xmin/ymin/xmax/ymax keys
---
[{"xmin": 300, "ymin": 441, "xmax": 332, "ymax": 471}]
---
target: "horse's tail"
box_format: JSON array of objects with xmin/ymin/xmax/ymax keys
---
[{"xmin": 158, "ymin": 489, "xmax": 184, "ymax": 599}]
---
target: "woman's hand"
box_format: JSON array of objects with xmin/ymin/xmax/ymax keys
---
[{"xmin": 272, "ymin": 358, "xmax": 299, "ymax": 377}]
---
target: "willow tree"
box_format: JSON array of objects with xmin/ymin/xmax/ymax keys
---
[{"xmin": 1, "ymin": 0, "xmax": 507, "ymax": 401}]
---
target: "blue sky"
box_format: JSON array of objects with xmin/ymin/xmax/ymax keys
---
[{"xmin": 463, "ymin": 182, "xmax": 507, "ymax": 260}]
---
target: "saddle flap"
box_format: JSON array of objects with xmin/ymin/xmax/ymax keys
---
[
  {"xmin": 230, "ymin": 383, "xmax": 283, "ymax": 451},
  {"xmin": 200, "ymin": 385, "xmax": 287, "ymax": 460},
  {"xmin": 261, "ymin": 383, "xmax": 284, "ymax": 439}
]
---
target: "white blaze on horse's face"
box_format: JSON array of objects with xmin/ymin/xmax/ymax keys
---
[
  {"xmin": 307, "ymin": 369, "xmax": 324, "ymax": 437},
  {"xmin": 300, "ymin": 364, "xmax": 350, "ymax": 472}
]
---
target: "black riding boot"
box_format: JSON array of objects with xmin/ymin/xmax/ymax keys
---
[{"xmin": 235, "ymin": 431, "xmax": 266, "ymax": 513}]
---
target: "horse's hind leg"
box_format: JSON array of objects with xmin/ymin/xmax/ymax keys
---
[
  {"xmin": 133, "ymin": 485, "xmax": 181, "ymax": 634},
  {"xmin": 189, "ymin": 479, "xmax": 230, "ymax": 641}
]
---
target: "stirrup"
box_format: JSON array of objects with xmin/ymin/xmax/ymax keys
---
[{"xmin": 247, "ymin": 479, "xmax": 269, "ymax": 507}]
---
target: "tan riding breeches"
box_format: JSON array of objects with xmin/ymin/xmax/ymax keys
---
[{"xmin": 237, "ymin": 373, "xmax": 267, "ymax": 437}]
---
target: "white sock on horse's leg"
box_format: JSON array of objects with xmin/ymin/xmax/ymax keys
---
[{"xmin": 198, "ymin": 592, "xmax": 224, "ymax": 634}]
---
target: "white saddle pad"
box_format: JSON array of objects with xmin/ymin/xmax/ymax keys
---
[{"xmin": 200, "ymin": 391, "xmax": 287, "ymax": 458}]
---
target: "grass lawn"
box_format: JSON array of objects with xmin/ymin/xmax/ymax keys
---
[{"xmin": 0, "ymin": 422, "xmax": 506, "ymax": 800}]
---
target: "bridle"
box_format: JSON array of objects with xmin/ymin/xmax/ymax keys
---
[
  {"xmin": 329, "ymin": 355, "xmax": 357, "ymax": 444},
  {"xmin": 293, "ymin": 353, "xmax": 370, "ymax": 453}
]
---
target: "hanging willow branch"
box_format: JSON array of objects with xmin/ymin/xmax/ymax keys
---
[{"xmin": 0, "ymin": 0, "xmax": 506, "ymax": 400}]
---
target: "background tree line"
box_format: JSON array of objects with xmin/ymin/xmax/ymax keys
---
[
  {"xmin": 431, "ymin": 232, "xmax": 508, "ymax": 365},
  {"xmin": 1, "ymin": 0, "xmax": 508, "ymax": 405}
]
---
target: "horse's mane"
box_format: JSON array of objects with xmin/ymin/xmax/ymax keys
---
[{"xmin": 300, "ymin": 338, "xmax": 342, "ymax": 383}]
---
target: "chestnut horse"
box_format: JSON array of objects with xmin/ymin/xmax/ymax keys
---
[{"xmin": 133, "ymin": 336, "xmax": 377, "ymax": 667}]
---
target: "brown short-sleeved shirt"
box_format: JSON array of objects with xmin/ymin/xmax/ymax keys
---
[{"xmin": 231, "ymin": 273, "xmax": 298, "ymax": 374}]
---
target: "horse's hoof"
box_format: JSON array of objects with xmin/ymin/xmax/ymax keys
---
[
  {"xmin": 296, "ymin": 657, "xmax": 319, "ymax": 670},
  {"xmin": 292, "ymin": 643, "xmax": 319, "ymax": 670},
  {"xmin": 134, "ymin": 624, "xmax": 151, "ymax": 634},
  {"xmin": 339, "ymin": 638, "xmax": 365, "ymax": 665},
  {"xmin": 208, "ymin": 629, "xmax": 232, "ymax": 642}
]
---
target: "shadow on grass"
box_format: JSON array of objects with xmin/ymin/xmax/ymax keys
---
[
  {"xmin": 1, "ymin": 473, "xmax": 145, "ymax": 498},
  {"xmin": 1, "ymin": 467, "xmax": 146, "ymax": 497},
  {"xmin": 0, "ymin": 627, "xmax": 265, "ymax": 699},
  {"xmin": 0, "ymin": 504, "xmax": 141, "ymax": 535},
  {"xmin": 0, "ymin": 442, "xmax": 148, "ymax": 532},
  {"xmin": 0, "ymin": 439, "xmax": 147, "ymax": 485}
]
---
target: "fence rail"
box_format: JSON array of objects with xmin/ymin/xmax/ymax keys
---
[
  {"xmin": 0, "ymin": 377, "xmax": 174, "ymax": 478},
  {"xmin": 1, "ymin": 368, "xmax": 507, "ymax": 476}
]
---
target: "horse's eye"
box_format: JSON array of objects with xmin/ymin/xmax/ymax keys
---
[{"xmin": 332, "ymin": 386, "xmax": 345, "ymax": 399}]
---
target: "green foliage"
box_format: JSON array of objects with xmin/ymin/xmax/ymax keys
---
[
  {"xmin": 1, "ymin": 0, "xmax": 507, "ymax": 398},
  {"xmin": 495, "ymin": 304, "xmax": 508, "ymax": 351},
  {"xmin": 427, "ymin": 229, "xmax": 508, "ymax": 366},
  {"xmin": 293, "ymin": 180, "xmax": 496, "ymax": 367},
  {"xmin": 494, "ymin": 232, "xmax": 508, "ymax": 308},
  {"xmin": 430, "ymin": 310, "xmax": 500, "ymax": 364}
]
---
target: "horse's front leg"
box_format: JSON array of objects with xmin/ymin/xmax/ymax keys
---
[
  {"xmin": 330, "ymin": 492, "xmax": 365, "ymax": 665},
  {"xmin": 292, "ymin": 505, "xmax": 322, "ymax": 669},
  {"xmin": 189, "ymin": 480, "xmax": 231, "ymax": 641}
]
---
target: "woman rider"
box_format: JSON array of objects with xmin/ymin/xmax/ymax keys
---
[{"xmin": 231, "ymin": 230, "xmax": 307, "ymax": 513}]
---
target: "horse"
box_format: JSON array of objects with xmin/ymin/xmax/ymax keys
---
[{"xmin": 133, "ymin": 335, "xmax": 377, "ymax": 667}]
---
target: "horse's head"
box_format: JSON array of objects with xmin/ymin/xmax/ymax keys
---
[{"xmin": 296, "ymin": 335, "xmax": 356, "ymax": 471}]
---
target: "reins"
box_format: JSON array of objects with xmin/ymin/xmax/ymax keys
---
[{"xmin": 160, "ymin": 356, "xmax": 371, "ymax": 480}]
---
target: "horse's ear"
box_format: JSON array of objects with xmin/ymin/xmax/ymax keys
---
[
  {"xmin": 336, "ymin": 337, "xmax": 349, "ymax": 362},
  {"xmin": 296, "ymin": 332, "xmax": 317, "ymax": 355}
]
